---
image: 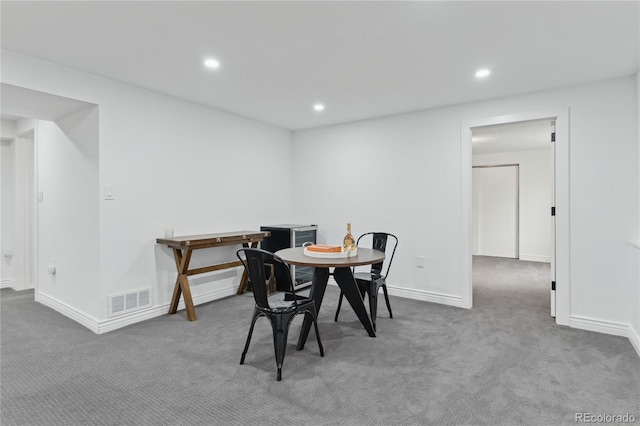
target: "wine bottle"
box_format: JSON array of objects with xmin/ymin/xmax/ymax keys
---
[{"xmin": 343, "ymin": 223, "xmax": 355, "ymax": 252}]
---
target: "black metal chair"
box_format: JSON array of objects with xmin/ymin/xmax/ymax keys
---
[
  {"xmin": 237, "ymin": 248, "xmax": 324, "ymax": 381},
  {"xmin": 334, "ymin": 232, "xmax": 398, "ymax": 331}
]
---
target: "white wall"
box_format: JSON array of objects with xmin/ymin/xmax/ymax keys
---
[
  {"xmin": 1, "ymin": 50, "xmax": 294, "ymax": 331},
  {"xmin": 473, "ymin": 149, "xmax": 551, "ymax": 262},
  {"xmin": 37, "ymin": 110, "xmax": 100, "ymax": 316},
  {"xmin": 2, "ymin": 48, "xmax": 638, "ymax": 344},
  {"xmin": 1, "ymin": 119, "xmax": 16, "ymax": 139},
  {"xmin": 293, "ymin": 76, "xmax": 638, "ymax": 332}
]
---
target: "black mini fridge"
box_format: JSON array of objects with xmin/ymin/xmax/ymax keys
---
[{"xmin": 260, "ymin": 224, "xmax": 317, "ymax": 290}]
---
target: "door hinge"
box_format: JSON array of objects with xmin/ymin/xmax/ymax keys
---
[
  {"xmin": 551, "ymin": 206, "xmax": 556, "ymax": 216},
  {"xmin": 551, "ymin": 132, "xmax": 556, "ymax": 142},
  {"xmin": 551, "ymin": 281, "xmax": 556, "ymax": 291}
]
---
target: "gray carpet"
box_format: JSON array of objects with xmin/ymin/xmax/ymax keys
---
[{"xmin": 1, "ymin": 256, "xmax": 639, "ymax": 425}]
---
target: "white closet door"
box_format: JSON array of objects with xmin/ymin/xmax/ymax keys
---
[{"xmin": 476, "ymin": 165, "xmax": 518, "ymax": 258}]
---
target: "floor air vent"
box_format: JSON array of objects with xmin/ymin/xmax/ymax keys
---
[{"xmin": 108, "ymin": 288, "xmax": 152, "ymax": 317}]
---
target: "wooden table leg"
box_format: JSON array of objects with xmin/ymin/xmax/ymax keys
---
[
  {"xmin": 168, "ymin": 248, "xmax": 183, "ymax": 315},
  {"xmin": 180, "ymin": 273, "xmax": 197, "ymax": 321},
  {"xmin": 236, "ymin": 241, "xmax": 259, "ymax": 294},
  {"xmin": 168, "ymin": 275, "xmax": 182, "ymax": 315},
  {"xmin": 167, "ymin": 248, "xmax": 197, "ymax": 321}
]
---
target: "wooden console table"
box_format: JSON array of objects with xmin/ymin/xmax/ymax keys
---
[{"xmin": 156, "ymin": 230, "xmax": 270, "ymax": 321}]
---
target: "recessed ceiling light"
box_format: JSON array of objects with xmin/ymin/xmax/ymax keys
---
[
  {"xmin": 204, "ymin": 59, "xmax": 220, "ymax": 69},
  {"xmin": 313, "ymin": 103, "xmax": 325, "ymax": 112},
  {"xmin": 475, "ymin": 69, "xmax": 491, "ymax": 78}
]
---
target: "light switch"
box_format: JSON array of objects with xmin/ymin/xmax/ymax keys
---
[
  {"xmin": 417, "ymin": 256, "xmax": 425, "ymax": 268},
  {"xmin": 48, "ymin": 259, "xmax": 56, "ymax": 275},
  {"xmin": 38, "ymin": 191, "xmax": 44, "ymax": 202},
  {"xmin": 104, "ymin": 185, "xmax": 115, "ymax": 200}
]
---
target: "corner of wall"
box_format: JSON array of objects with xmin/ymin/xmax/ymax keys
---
[{"xmin": 35, "ymin": 291, "xmax": 101, "ymax": 334}]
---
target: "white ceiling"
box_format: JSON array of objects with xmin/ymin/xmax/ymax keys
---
[{"xmin": 1, "ymin": 1, "xmax": 638, "ymax": 130}]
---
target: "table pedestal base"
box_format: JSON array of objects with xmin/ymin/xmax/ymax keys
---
[{"xmin": 297, "ymin": 266, "xmax": 375, "ymax": 351}]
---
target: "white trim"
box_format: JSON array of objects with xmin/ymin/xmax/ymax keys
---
[
  {"xmin": 569, "ymin": 315, "xmax": 629, "ymax": 337},
  {"xmin": 36, "ymin": 285, "xmax": 238, "ymax": 334},
  {"xmin": 32, "ymin": 283, "xmax": 640, "ymax": 358},
  {"xmin": 98, "ymin": 285, "xmax": 237, "ymax": 333},
  {"xmin": 32, "ymin": 122, "xmax": 39, "ymax": 295},
  {"xmin": 327, "ymin": 280, "xmax": 465, "ymax": 308},
  {"xmin": 634, "ymin": 329, "xmax": 640, "ymax": 360},
  {"xmin": 518, "ymin": 254, "xmax": 551, "ymax": 263},
  {"xmin": 461, "ymin": 123, "xmax": 473, "ymax": 308},
  {"xmin": 1, "ymin": 278, "xmax": 16, "ymax": 289},
  {"xmin": 629, "ymin": 324, "xmax": 640, "ymax": 358},
  {"xmin": 628, "ymin": 241, "xmax": 640, "ymax": 358},
  {"xmin": 387, "ymin": 285, "xmax": 464, "ymax": 308},
  {"xmin": 36, "ymin": 291, "xmax": 101, "ymax": 333},
  {"xmin": 14, "ymin": 130, "xmax": 36, "ymax": 292},
  {"xmin": 570, "ymin": 316, "xmax": 640, "ymax": 358},
  {"xmin": 461, "ymin": 107, "xmax": 570, "ymax": 324}
]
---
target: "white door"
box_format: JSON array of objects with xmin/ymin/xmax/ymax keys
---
[
  {"xmin": 474, "ymin": 165, "xmax": 519, "ymax": 258},
  {"xmin": 550, "ymin": 121, "xmax": 557, "ymax": 317}
]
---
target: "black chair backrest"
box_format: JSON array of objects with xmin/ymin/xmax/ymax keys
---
[
  {"xmin": 356, "ymin": 232, "xmax": 398, "ymax": 278},
  {"xmin": 237, "ymin": 248, "xmax": 295, "ymax": 310}
]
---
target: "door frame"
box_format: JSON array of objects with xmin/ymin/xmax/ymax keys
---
[
  {"xmin": 460, "ymin": 108, "xmax": 570, "ymax": 326},
  {"xmin": 15, "ymin": 127, "xmax": 38, "ymax": 292}
]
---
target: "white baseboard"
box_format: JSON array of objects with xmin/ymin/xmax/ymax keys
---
[
  {"xmin": 327, "ymin": 280, "xmax": 465, "ymax": 309},
  {"xmin": 36, "ymin": 291, "xmax": 102, "ymax": 333},
  {"xmin": 36, "ymin": 281, "xmax": 639, "ymax": 358},
  {"xmin": 570, "ymin": 315, "xmax": 640, "ymax": 358},
  {"xmin": 1, "ymin": 278, "xmax": 16, "ymax": 289},
  {"xmin": 97, "ymin": 284, "xmax": 238, "ymax": 334},
  {"xmin": 519, "ymin": 254, "xmax": 551, "ymax": 263},
  {"xmin": 569, "ymin": 315, "xmax": 629, "ymax": 337},
  {"xmin": 387, "ymin": 286, "xmax": 464, "ymax": 308},
  {"xmin": 36, "ymin": 285, "xmax": 239, "ymax": 334},
  {"xmin": 629, "ymin": 324, "xmax": 640, "ymax": 358}
]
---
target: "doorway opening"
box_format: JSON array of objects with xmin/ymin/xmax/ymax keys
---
[
  {"xmin": 471, "ymin": 120, "xmax": 552, "ymax": 320},
  {"xmin": 461, "ymin": 108, "xmax": 570, "ymax": 326},
  {"xmin": 1, "ymin": 125, "xmax": 37, "ymax": 292}
]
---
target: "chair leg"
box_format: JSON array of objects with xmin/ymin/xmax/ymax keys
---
[
  {"xmin": 268, "ymin": 312, "xmax": 295, "ymax": 381},
  {"xmin": 334, "ymin": 290, "xmax": 344, "ymax": 322},
  {"xmin": 240, "ymin": 310, "xmax": 262, "ymax": 365},
  {"xmin": 382, "ymin": 283, "xmax": 393, "ymax": 318},
  {"xmin": 367, "ymin": 283, "xmax": 378, "ymax": 332}
]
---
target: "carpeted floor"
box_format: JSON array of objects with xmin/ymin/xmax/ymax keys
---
[{"xmin": 1, "ymin": 256, "xmax": 638, "ymax": 425}]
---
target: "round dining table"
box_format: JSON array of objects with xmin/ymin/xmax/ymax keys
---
[{"xmin": 275, "ymin": 247, "xmax": 385, "ymax": 350}]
